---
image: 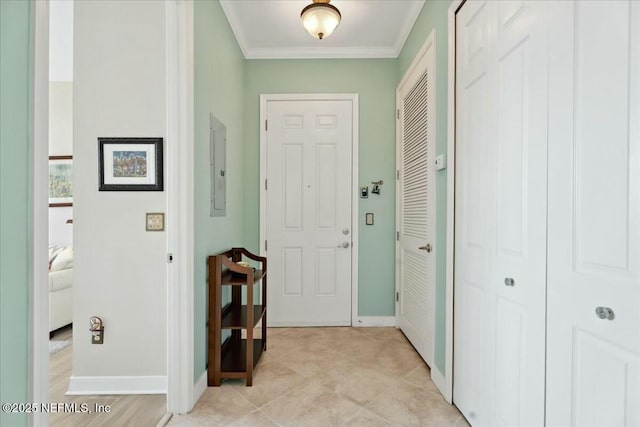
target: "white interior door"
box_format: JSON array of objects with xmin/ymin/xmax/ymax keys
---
[
  {"xmin": 546, "ymin": 2, "xmax": 640, "ymax": 425},
  {"xmin": 396, "ymin": 34, "xmax": 436, "ymax": 367},
  {"xmin": 265, "ymin": 98, "xmax": 353, "ymax": 326},
  {"xmin": 454, "ymin": 1, "xmax": 548, "ymax": 425}
]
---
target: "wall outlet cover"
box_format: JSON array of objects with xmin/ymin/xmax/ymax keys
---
[{"xmin": 146, "ymin": 213, "xmax": 165, "ymax": 231}]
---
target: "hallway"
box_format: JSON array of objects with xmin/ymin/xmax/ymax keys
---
[{"xmin": 170, "ymin": 327, "xmax": 467, "ymax": 426}]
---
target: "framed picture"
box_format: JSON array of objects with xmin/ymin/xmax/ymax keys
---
[
  {"xmin": 49, "ymin": 155, "xmax": 73, "ymax": 207},
  {"xmin": 98, "ymin": 137, "xmax": 163, "ymax": 191}
]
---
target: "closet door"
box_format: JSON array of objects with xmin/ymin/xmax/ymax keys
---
[
  {"xmin": 454, "ymin": 1, "xmax": 549, "ymax": 425},
  {"xmin": 546, "ymin": 2, "xmax": 640, "ymax": 425},
  {"xmin": 396, "ymin": 34, "xmax": 436, "ymax": 367}
]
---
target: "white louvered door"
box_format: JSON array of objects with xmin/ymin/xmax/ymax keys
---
[{"xmin": 396, "ymin": 35, "xmax": 436, "ymax": 367}]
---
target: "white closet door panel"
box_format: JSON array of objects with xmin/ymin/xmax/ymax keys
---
[
  {"xmin": 454, "ymin": 2, "xmax": 493, "ymax": 425},
  {"xmin": 455, "ymin": 2, "xmax": 548, "ymax": 426},
  {"xmin": 547, "ymin": 2, "xmax": 640, "ymax": 425}
]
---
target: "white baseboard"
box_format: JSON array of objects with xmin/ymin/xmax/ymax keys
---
[
  {"xmin": 269, "ymin": 321, "xmax": 351, "ymax": 327},
  {"xmin": 193, "ymin": 370, "xmax": 207, "ymax": 405},
  {"xmin": 66, "ymin": 375, "xmax": 167, "ymax": 395},
  {"xmin": 431, "ymin": 366, "xmax": 451, "ymax": 403},
  {"xmin": 353, "ymin": 316, "xmax": 396, "ymax": 327}
]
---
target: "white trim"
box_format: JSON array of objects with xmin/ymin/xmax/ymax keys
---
[
  {"xmin": 353, "ymin": 316, "xmax": 396, "ymax": 327},
  {"xmin": 218, "ymin": 0, "xmax": 250, "ymax": 58},
  {"xmin": 31, "ymin": 2, "xmax": 50, "ymax": 426},
  {"xmin": 67, "ymin": 376, "xmax": 168, "ymax": 395},
  {"xmin": 165, "ymin": 0, "xmax": 195, "ymax": 415},
  {"xmin": 156, "ymin": 413, "xmax": 173, "ymax": 427},
  {"xmin": 443, "ymin": 0, "xmax": 465, "ymax": 405},
  {"xmin": 259, "ymin": 93, "xmax": 360, "ymax": 326},
  {"xmin": 397, "ymin": 30, "xmax": 436, "ymax": 92},
  {"xmin": 270, "ymin": 321, "xmax": 351, "ymax": 328},
  {"xmin": 391, "ymin": 1, "xmax": 426, "ymax": 58},
  {"xmin": 192, "ymin": 370, "xmax": 207, "ymax": 406}
]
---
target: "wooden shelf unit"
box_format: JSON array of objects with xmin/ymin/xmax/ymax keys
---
[{"xmin": 208, "ymin": 248, "xmax": 267, "ymax": 386}]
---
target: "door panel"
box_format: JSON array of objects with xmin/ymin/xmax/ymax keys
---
[
  {"xmin": 397, "ymin": 31, "xmax": 437, "ymax": 367},
  {"xmin": 266, "ymin": 99, "xmax": 353, "ymax": 326},
  {"xmin": 455, "ymin": 2, "xmax": 548, "ymax": 426},
  {"xmin": 546, "ymin": 2, "xmax": 640, "ymax": 425}
]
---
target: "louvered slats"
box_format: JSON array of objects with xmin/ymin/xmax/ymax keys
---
[{"xmin": 402, "ymin": 71, "xmax": 430, "ymax": 240}]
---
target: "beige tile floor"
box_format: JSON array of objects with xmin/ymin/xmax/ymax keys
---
[
  {"xmin": 169, "ymin": 327, "xmax": 469, "ymax": 427},
  {"xmin": 49, "ymin": 326, "xmax": 167, "ymax": 426}
]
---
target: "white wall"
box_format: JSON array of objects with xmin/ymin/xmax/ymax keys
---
[
  {"xmin": 72, "ymin": 0, "xmax": 167, "ymax": 390},
  {"xmin": 49, "ymin": 82, "xmax": 73, "ymax": 247},
  {"xmin": 49, "ymin": 81, "xmax": 73, "ymax": 155},
  {"xmin": 50, "ymin": 0, "xmax": 73, "ymax": 82}
]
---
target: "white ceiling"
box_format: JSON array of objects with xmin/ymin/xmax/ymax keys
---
[{"xmin": 219, "ymin": 0, "xmax": 425, "ymax": 59}]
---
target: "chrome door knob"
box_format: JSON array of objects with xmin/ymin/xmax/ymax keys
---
[
  {"xmin": 419, "ymin": 244, "xmax": 432, "ymax": 252},
  {"xmin": 337, "ymin": 241, "xmax": 350, "ymax": 248},
  {"xmin": 504, "ymin": 278, "xmax": 515, "ymax": 287},
  {"xmin": 595, "ymin": 306, "xmax": 614, "ymax": 320}
]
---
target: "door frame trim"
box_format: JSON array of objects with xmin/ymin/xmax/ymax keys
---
[
  {"xmin": 165, "ymin": 0, "xmax": 196, "ymax": 413},
  {"xmin": 395, "ymin": 26, "xmax": 438, "ymax": 386},
  {"xmin": 31, "ymin": 1, "xmax": 51, "ymax": 425},
  {"xmin": 259, "ymin": 93, "xmax": 360, "ymax": 326},
  {"xmin": 445, "ymin": 0, "xmax": 466, "ymax": 405}
]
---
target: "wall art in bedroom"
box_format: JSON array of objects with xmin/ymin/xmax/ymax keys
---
[
  {"xmin": 49, "ymin": 155, "xmax": 73, "ymax": 207},
  {"xmin": 98, "ymin": 137, "xmax": 163, "ymax": 191}
]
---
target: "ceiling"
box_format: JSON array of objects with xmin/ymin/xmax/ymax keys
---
[{"xmin": 219, "ymin": 0, "xmax": 425, "ymax": 59}]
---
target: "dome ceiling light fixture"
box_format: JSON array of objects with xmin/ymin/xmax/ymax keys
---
[{"xmin": 300, "ymin": 0, "xmax": 341, "ymax": 40}]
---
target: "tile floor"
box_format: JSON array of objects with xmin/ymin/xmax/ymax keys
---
[{"xmin": 169, "ymin": 327, "xmax": 469, "ymax": 427}]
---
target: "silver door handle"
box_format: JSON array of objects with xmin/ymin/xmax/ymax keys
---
[
  {"xmin": 419, "ymin": 244, "xmax": 432, "ymax": 252},
  {"xmin": 504, "ymin": 278, "xmax": 515, "ymax": 287},
  {"xmin": 595, "ymin": 306, "xmax": 614, "ymax": 320},
  {"xmin": 337, "ymin": 241, "xmax": 350, "ymax": 248}
]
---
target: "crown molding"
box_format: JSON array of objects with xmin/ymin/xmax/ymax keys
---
[
  {"xmin": 219, "ymin": 0, "xmax": 250, "ymax": 58},
  {"xmin": 392, "ymin": 1, "xmax": 425, "ymax": 56},
  {"xmin": 244, "ymin": 46, "xmax": 398, "ymax": 60}
]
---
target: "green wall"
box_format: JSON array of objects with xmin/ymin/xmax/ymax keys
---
[
  {"xmin": 243, "ymin": 59, "xmax": 398, "ymax": 317},
  {"xmin": 193, "ymin": 0, "xmax": 246, "ymax": 382},
  {"xmin": 398, "ymin": 0, "xmax": 453, "ymax": 375},
  {"xmin": 0, "ymin": 1, "xmax": 31, "ymax": 426}
]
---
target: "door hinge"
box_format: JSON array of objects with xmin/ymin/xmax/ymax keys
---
[
  {"xmin": 396, "ymin": 109, "xmax": 400, "ymax": 119},
  {"xmin": 396, "ymin": 231, "xmax": 400, "ymax": 241},
  {"xmin": 265, "ymin": 179, "xmax": 268, "ymax": 190},
  {"xmin": 396, "ymin": 291, "xmax": 399, "ymax": 302},
  {"xmin": 396, "ymin": 170, "xmax": 400, "ymax": 180},
  {"xmin": 265, "ymin": 240, "xmax": 268, "ymax": 251},
  {"xmin": 167, "ymin": 253, "xmax": 174, "ymax": 263},
  {"xmin": 265, "ymin": 120, "xmax": 268, "ymax": 131}
]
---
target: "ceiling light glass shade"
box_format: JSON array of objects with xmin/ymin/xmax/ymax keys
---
[{"xmin": 301, "ymin": 1, "xmax": 341, "ymax": 40}]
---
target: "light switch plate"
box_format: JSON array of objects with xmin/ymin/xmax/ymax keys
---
[
  {"xmin": 146, "ymin": 213, "xmax": 165, "ymax": 231},
  {"xmin": 366, "ymin": 212, "xmax": 374, "ymax": 225}
]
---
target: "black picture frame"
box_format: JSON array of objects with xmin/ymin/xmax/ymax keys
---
[{"xmin": 98, "ymin": 137, "xmax": 163, "ymax": 191}]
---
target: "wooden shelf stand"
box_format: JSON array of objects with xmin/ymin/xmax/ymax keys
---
[{"xmin": 208, "ymin": 248, "xmax": 267, "ymax": 386}]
